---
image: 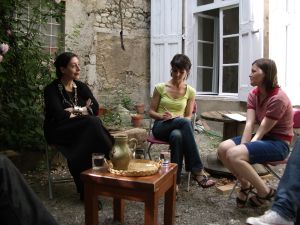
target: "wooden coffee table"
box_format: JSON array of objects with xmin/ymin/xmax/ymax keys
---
[{"xmin": 81, "ymin": 163, "xmax": 177, "ymax": 225}]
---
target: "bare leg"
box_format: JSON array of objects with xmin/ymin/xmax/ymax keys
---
[
  {"xmin": 218, "ymin": 140, "xmax": 271, "ymax": 200},
  {"xmin": 217, "ymin": 140, "xmax": 250, "ymax": 188}
]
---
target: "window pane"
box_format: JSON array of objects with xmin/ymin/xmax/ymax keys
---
[
  {"xmin": 223, "ymin": 7, "xmax": 239, "ymax": 35},
  {"xmin": 197, "ymin": 0, "xmax": 214, "ymax": 6},
  {"xmin": 198, "ymin": 43, "xmax": 214, "ymax": 67},
  {"xmin": 197, "ymin": 68, "xmax": 214, "ymax": 92},
  {"xmin": 41, "ymin": 35, "xmax": 50, "ymax": 46},
  {"xmin": 52, "ymin": 24, "xmax": 61, "ymax": 36},
  {"xmin": 223, "ymin": 37, "xmax": 238, "ymax": 63},
  {"xmin": 222, "ymin": 66, "xmax": 238, "ymax": 93},
  {"xmin": 198, "ymin": 17, "xmax": 214, "ymax": 41}
]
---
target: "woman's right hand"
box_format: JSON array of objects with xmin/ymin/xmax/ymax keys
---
[
  {"xmin": 64, "ymin": 107, "xmax": 74, "ymax": 113},
  {"xmin": 162, "ymin": 111, "xmax": 173, "ymax": 120}
]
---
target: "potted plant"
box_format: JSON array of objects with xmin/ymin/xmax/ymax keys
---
[{"xmin": 131, "ymin": 114, "xmax": 143, "ymax": 127}]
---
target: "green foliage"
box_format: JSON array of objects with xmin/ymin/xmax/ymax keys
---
[
  {"xmin": 0, "ymin": 0, "xmax": 64, "ymax": 151},
  {"xmin": 116, "ymin": 90, "xmax": 133, "ymax": 110},
  {"xmin": 100, "ymin": 108, "xmax": 122, "ymax": 128},
  {"xmin": 65, "ymin": 22, "xmax": 84, "ymax": 52}
]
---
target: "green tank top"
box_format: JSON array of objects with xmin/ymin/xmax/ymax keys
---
[{"xmin": 155, "ymin": 83, "xmax": 195, "ymax": 117}]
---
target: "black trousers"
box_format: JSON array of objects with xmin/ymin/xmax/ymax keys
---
[{"xmin": 0, "ymin": 155, "xmax": 59, "ymax": 225}]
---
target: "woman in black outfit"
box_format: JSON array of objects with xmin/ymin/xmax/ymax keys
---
[{"xmin": 44, "ymin": 52, "xmax": 114, "ymax": 200}]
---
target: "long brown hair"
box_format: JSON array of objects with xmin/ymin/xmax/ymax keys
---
[{"xmin": 252, "ymin": 58, "xmax": 278, "ymax": 92}]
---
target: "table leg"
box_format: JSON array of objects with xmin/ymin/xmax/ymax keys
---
[
  {"xmin": 144, "ymin": 194, "xmax": 158, "ymax": 225},
  {"xmin": 113, "ymin": 198, "xmax": 125, "ymax": 223},
  {"xmin": 164, "ymin": 174, "xmax": 176, "ymax": 225},
  {"xmin": 84, "ymin": 183, "xmax": 98, "ymax": 225}
]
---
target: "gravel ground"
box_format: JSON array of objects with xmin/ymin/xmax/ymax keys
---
[{"xmin": 25, "ymin": 128, "xmax": 281, "ymax": 225}]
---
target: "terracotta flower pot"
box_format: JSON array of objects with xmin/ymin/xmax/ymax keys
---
[
  {"xmin": 98, "ymin": 106, "xmax": 107, "ymax": 116},
  {"xmin": 131, "ymin": 114, "xmax": 143, "ymax": 127}
]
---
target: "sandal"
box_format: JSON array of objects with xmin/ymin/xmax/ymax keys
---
[
  {"xmin": 192, "ymin": 174, "xmax": 216, "ymax": 188},
  {"xmin": 249, "ymin": 187, "xmax": 276, "ymax": 207},
  {"xmin": 236, "ymin": 186, "xmax": 254, "ymax": 208}
]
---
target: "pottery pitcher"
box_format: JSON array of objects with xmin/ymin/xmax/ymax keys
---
[{"xmin": 110, "ymin": 134, "xmax": 137, "ymax": 170}]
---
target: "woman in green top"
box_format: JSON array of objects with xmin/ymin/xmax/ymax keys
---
[{"xmin": 149, "ymin": 54, "xmax": 215, "ymax": 191}]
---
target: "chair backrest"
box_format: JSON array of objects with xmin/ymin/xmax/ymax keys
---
[{"xmin": 293, "ymin": 108, "xmax": 300, "ymax": 128}]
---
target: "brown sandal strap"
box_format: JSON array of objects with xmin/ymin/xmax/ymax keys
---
[{"xmin": 249, "ymin": 188, "xmax": 276, "ymax": 207}]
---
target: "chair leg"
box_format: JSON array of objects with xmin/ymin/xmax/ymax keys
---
[
  {"xmin": 45, "ymin": 144, "xmax": 53, "ymax": 200},
  {"xmin": 263, "ymin": 164, "xmax": 281, "ymax": 180},
  {"xmin": 228, "ymin": 180, "xmax": 239, "ymax": 200},
  {"xmin": 187, "ymin": 172, "xmax": 191, "ymax": 192}
]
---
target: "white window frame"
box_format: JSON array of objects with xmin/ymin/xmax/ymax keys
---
[
  {"xmin": 195, "ymin": 13, "xmax": 219, "ymax": 95},
  {"xmin": 219, "ymin": 6, "xmax": 239, "ymax": 96},
  {"xmin": 15, "ymin": 1, "xmax": 65, "ymax": 55}
]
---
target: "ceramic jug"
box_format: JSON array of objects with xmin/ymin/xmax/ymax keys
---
[{"xmin": 110, "ymin": 134, "xmax": 137, "ymax": 170}]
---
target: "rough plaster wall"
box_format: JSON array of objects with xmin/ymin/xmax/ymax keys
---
[
  {"xmin": 64, "ymin": 0, "xmax": 150, "ymax": 108},
  {"xmin": 96, "ymin": 33, "xmax": 149, "ymax": 106}
]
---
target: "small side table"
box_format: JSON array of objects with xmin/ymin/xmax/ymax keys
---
[{"xmin": 81, "ymin": 163, "xmax": 177, "ymax": 225}]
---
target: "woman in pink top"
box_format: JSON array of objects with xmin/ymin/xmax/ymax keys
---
[{"xmin": 217, "ymin": 58, "xmax": 293, "ymax": 207}]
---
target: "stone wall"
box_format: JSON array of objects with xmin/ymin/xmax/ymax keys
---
[{"xmin": 65, "ymin": 0, "xmax": 150, "ymax": 108}]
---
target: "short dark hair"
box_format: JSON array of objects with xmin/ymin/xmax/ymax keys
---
[
  {"xmin": 170, "ymin": 54, "xmax": 192, "ymax": 74},
  {"xmin": 252, "ymin": 58, "xmax": 278, "ymax": 92},
  {"xmin": 54, "ymin": 52, "xmax": 78, "ymax": 78}
]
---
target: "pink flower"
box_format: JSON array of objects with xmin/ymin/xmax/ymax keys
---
[
  {"xmin": 0, "ymin": 55, "xmax": 3, "ymax": 63},
  {"xmin": 6, "ymin": 30, "xmax": 12, "ymax": 37},
  {"xmin": 0, "ymin": 43, "xmax": 9, "ymax": 55}
]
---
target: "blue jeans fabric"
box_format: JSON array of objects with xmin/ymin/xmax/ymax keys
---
[
  {"xmin": 271, "ymin": 137, "xmax": 300, "ymax": 222},
  {"xmin": 231, "ymin": 135, "xmax": 289, "ymax": 164},
  {"xmin": 152, "ymin": 118, "xmax": 203, "ymax": 183},
  {"xmin": 0, "ymin": 155, "xmax": 59, "ymax": 225}
]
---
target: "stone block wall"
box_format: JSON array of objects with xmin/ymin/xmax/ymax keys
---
[{"xmin": 65, "ymin": 0, "xmax": 150, "ymax": 109}]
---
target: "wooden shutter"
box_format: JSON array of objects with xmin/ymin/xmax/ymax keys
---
[
  {"xmin": 238, "ymin": 0, "xmax": 264, "ymax": 101},
  {"xmin": 150, "ymin": 0, "xmax": 183, "ymax": 95},
  {"xmin": 269, "ymin": 0, "xmax": 300, "ymax": 105}
]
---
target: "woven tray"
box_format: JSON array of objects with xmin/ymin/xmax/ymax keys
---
[{"xmin": 107, "ymin": 159, "xmax": 161, "ymax": 177}]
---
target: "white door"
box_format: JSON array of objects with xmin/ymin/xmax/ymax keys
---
[
  {"xmin": 238, "ymin": 0, "xmax": 264, "ymax": 101},
  {"xmin": 269, "ymin": 0, "xmax": 300, "ymax": 105},
  {"xmin": 150, "ymin": 0, "xmax": 182, "ymax": 95}
]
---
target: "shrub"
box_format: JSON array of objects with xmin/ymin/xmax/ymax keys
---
[{"xmin": 0, "ymin": 0, "xmax": 64, "ymax": 151}]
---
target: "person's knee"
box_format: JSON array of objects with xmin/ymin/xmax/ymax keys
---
[
  {"xmin": 84, "ymin": 116, "xmax": 102, "ymax": 130},
  {"xmin": 169, "ymin": 130, "xmax": 182, "ymax": 142},
  {"xmin": 0, "ymin": 155, "xmax": 12, "ymax": 170},
  {"xmin": 217, "ymin": 140, "xmax": 232, "ymax": 160}
]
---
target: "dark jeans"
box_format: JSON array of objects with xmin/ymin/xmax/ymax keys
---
[
  {"xmin": 152, "ymin": 117, "xmax": 203, "ymax": 183},
  {"xmin": 0, "ymin": 155, "xmax": 59, "ymax": 225},
  {"xmin": 272, "ymin": 137, "xmax": 300, "ymax": 223}
]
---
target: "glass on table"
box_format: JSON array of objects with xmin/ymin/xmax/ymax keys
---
[{"xmin": 92, "ymin": 153, "xmax": 105, "ymax": 170}]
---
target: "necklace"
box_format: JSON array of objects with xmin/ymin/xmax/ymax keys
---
[{"xmin": 58, "ymin": 81, "xmax": 78, "ymax": 107}]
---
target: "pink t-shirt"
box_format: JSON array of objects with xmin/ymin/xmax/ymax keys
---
[{"xmin": 247, "ymin": 87, "xmax": 294, "ymax": 142}]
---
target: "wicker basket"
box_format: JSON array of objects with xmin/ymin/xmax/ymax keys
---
[{"xmin": 107, "ymin": 159, "xmax": 161, "ymax": 177}]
